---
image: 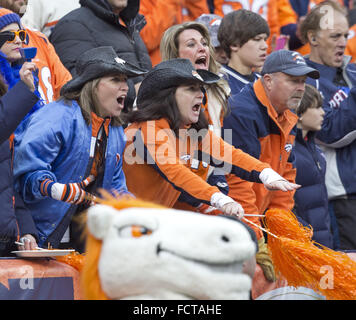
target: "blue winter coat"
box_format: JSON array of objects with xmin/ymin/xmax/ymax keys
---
[
  {"xmin": 293, "ymin": 129, "xmax": 334, "ymax": 248},
  {"xmin": 305, "ymin": 56, "xmax": 356, "ymax": 199},
  {"xmin": 0, "ymin": 81, "xmax": 39, "ymax": 254},
  {"xmin": 13, "ymin": 99, "xmax": 129, "ymax": 247}
]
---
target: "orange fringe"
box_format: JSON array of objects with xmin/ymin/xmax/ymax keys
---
[
  {"xmin": 80, "ymin": 193, "xmax": 166, "ymax": 300},
  {"xmin": 265, "ymin": 208, "xmax": 356, "ymax": 300},
  {"xmin": 56, "ymin": 251, "xmax": 85, "ymax": 272}
]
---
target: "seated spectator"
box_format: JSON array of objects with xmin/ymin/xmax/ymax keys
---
[
  {"xmin": 0, "ymin": 60, "xmax": 39, "ymax": 256},
  {"xmin": 0, "ymin": 7, "xmax": 44, "ymax": 137},
  {"xmin": 20, "ymin": 0, "xmax": 80, "ymax": 38},
  {"xmin": 294, "ymin": 84, "xmax": 334, "ymax": 249},
  {"xmin": 13, "ymin": 46, "xmax": 147, "ymax": 252},
  {"xmin": 123, "ymin": 58, "xmax": 300, "ymax": 218},
  {"xmin": 0, "ymin": 5, "xmax": 72, "ymax": 104},
  {"xmin": 217, "ymin": 9, "xmax": 270, "ymax": 95},
  {"xmin": 300, "ymin": 0, "xmax": 356, "ymax": 250},
  {"xmin": 49, "ymin": 0, "xmax": 152, "ymax": 102},
  {"xmin": 195, "ymin": 13, "xmax": 229, "ymax": 65}
]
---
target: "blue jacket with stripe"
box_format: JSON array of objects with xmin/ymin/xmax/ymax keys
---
[{"xmin": 13, "ymin": 99, "xmax": 129, "ymax": 248}]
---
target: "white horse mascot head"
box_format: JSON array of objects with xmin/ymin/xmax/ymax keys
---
[{"xmin": 81, "ymin": 198, "xmax": 257, "ymax": 300}]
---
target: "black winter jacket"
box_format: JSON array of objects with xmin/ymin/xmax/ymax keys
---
[
  {"xmin": 49, "ymin": 0, "xmax": 152, "ymax": 84},
  {"xmin": 0, "ymin": 81, "xmax": 39, "ymax": 256}
]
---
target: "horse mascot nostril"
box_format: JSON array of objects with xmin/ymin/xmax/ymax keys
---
[{"xmin": 80, "ymin": 197, "xmax": 257, "ymax": 300}]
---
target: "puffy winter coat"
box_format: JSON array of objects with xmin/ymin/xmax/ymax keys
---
[
  {"xmin": 293, "ymin": 129, "xmax": 334, "ymax": 248},
  {"xmin": 49, "ymin": 0, "xmax": 152, "ymax": 84}
]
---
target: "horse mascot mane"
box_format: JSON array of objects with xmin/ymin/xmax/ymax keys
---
[{"xmin": 80, "ymin": 197, "xmax": 257, "ymax": 300}]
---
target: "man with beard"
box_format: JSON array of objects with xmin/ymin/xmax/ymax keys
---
[
  {"xmin": 222, "ymin": 49, "xmax": 319, "ymax": 283},
  {"xmin": 300, "ymin": 1, "xmax": 356, "ymax": 250}
]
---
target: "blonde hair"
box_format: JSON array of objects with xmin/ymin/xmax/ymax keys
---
[{"xmin": 160, "ymin": 22, "xmax": 229, "ymax": 117}]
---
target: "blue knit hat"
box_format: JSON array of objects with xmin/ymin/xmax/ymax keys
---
[{"xmin": 0, "ymin": 7, "xmax": 21, "ymax": 31}]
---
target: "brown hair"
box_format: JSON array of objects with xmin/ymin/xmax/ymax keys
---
[
  {"xmin": 300, "ymin": 0, "xmax": 348, "ymax": 44},
  {"xmin": 160, "ymin": 21, "xmax": 229, "ymax": 117},
  {"xmin": 61, "ymin": 77, "xmax": 122, "ymax": 126},
  {"xmin": 218, "ymin": 9, "xmax": 270, "ymax": 58},
  {"xmin": 296, "ymin": 84, "xmax": 323, "ymax": 117},
  {"xmin": 124, "ymin": 86, "xmax": 209, "ymax": 135}
]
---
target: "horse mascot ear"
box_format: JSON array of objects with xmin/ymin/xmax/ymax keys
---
[
  {"xmin": 80, "ymin": 197, "xmax": 257, "ymax": 300},
  {"xmin": 86, "ymin": 204, "xmax": 117, "ymax": 240}
]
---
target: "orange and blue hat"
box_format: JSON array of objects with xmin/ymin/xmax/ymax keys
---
[{"xmin": 0, "ymin": 7, "xmax": 21, "ymax": 31}]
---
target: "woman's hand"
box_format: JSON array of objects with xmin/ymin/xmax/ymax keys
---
[
  {"xmin": 265, "ymin": 180, "xmax": 301, "ymax": 191},
  {"xmin": 17, "ymin": 234, "xmax": 38, "ymax": 251},
  {"xmin": 19, "ymin": 61, "xmax": 36, "ymax": 92},
  {"xmin": 221, "ymin": 201, "xmax": 245, "ymax": 219},
  {"xmin": 210, "ymin": 192, "xmax": 245, "ymax": 219},
  {"xmin": 259, "ymin": 168, "xmax": 301, "ymax": 191}
]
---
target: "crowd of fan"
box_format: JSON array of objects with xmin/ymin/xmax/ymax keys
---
[{"xmin": 1, "ymin": 0, "xmax": 356, "ymax": 288}]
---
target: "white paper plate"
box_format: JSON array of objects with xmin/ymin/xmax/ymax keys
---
[{"xmin": 11, "ymin": 249, "xmax": 75, "ymax": 258}]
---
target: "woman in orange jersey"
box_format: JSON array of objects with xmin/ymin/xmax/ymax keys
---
[
  {"xmin": 123, "ymin": 58, "xmax": 300, "ymax": 218},
  {"xmin": 160, "ymin": 21, "xmax": 232, "ymax": 212}
]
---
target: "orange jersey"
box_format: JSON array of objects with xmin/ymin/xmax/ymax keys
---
[
  {"xmin": 224, "ymin": 79, "xmax": 298, "ymax": 239},
  {"xmin": 140, "ymin": 0, "xmax": 209, "ymax": 66},
  {"xmin": 345, "ymin": 24, "xmax": 356, "ymax": 63},
  {"xmin": 24, "ymin": 28, "xmax": 72, "ymax": 103},
  {"xmin": 214, "ymin": 0, "xmax": 296, "ymax": 51},
  {"xmin": 123, "ymin": 118, "xmax": 269, "ymax": 207}
]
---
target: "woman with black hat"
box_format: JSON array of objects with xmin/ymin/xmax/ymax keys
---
[
  {"xmin": 13, "ymin": 46, "xmax": 147, "ymax": 252},
  {"xmin": 123, "ymin": 58, "xmax": 300, "ymax": 218}
]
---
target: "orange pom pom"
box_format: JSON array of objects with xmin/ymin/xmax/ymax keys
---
[{"xmin": 264, "ymin": 208, "xmax": 356, "ymax": 300}]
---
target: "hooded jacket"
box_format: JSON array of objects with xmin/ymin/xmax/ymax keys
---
[{"xmin": 49, "ymin": 0, "xmax": 152, "ymax": 84}]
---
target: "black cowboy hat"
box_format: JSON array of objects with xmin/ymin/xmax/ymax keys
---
[
  {"xmin": 60, "ymin": 46, "xmax": 147, "ymax": 95},
  {"xmin": 137, "ymin": 58, "xmax": 221, "ymax": 106}
]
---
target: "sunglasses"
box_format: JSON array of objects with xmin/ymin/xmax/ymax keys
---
[{"xmin": 0, "ymin": 29, "xmax": 27, "ymax": 43}]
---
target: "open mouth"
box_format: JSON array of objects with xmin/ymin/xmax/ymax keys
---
[
  {"xmin": 195, "ymin": 56, "xmax": 207, "ymax": 69},
  {"xmin": 117, "ymin": 95, "xmax": 126, "ymax": 107},
  {"xmin": 335, "ymin": 51, "xmax": 344, "ymax": 60},
  {"xmin": 192, "ymin": 103, "xmax": 201, "ymax": 113}
]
